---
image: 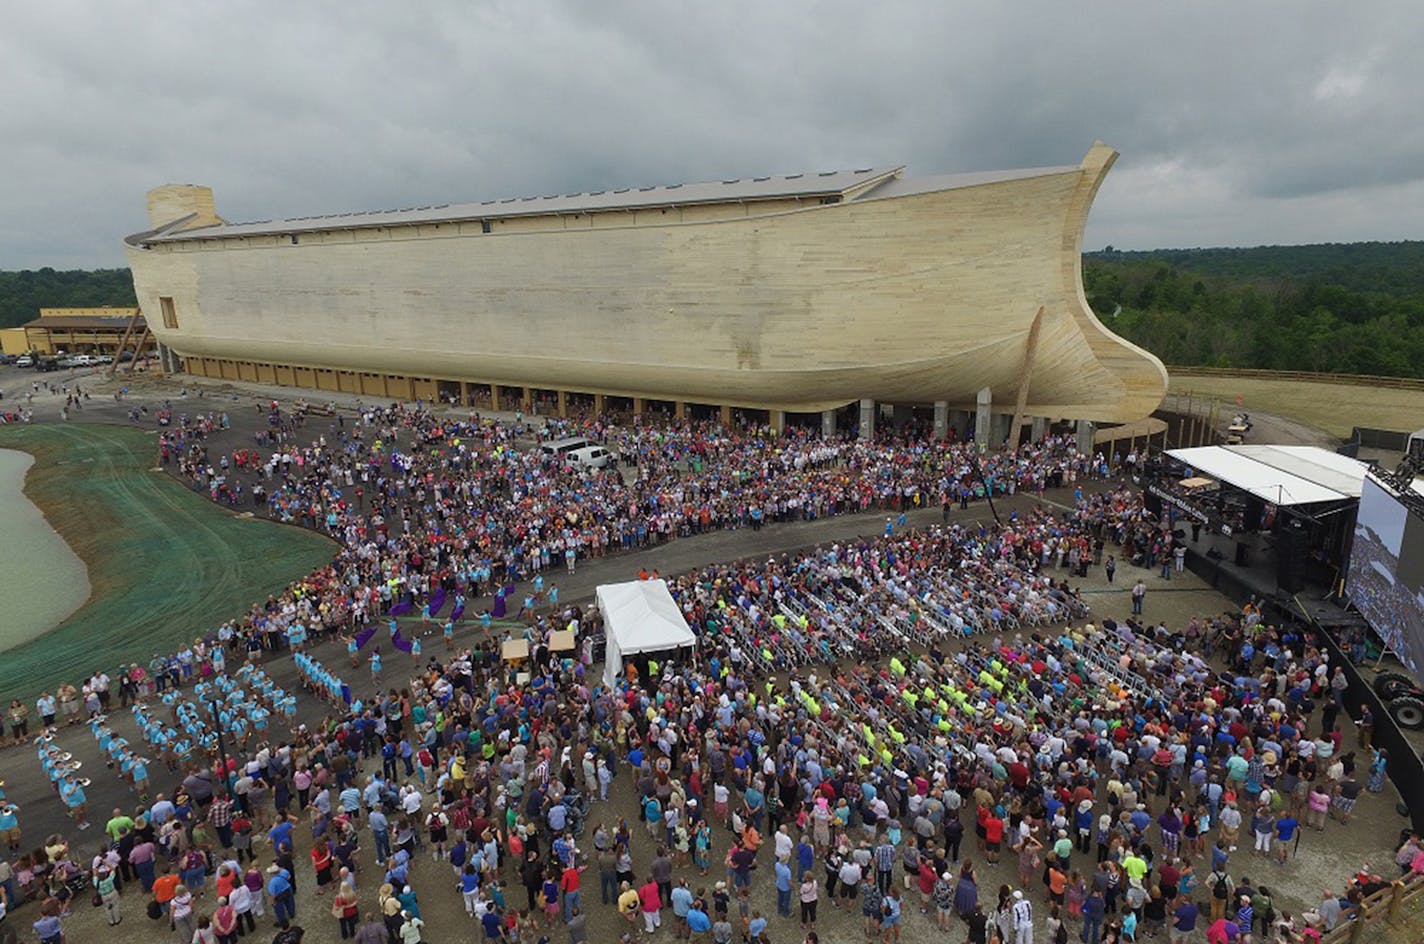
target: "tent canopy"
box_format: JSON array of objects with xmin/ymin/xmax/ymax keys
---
[
  {"xmin": 1167, "ymin": 444, "xmax": 1368, "ymax": 506},
  {"xmin": 597, "ymin": 579, "xmax": 696, "ymax": 688}
]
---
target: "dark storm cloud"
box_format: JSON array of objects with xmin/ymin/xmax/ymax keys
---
[{"xmin": 1, "ymin": 0, "xmax": 1419, "ymax": 268}]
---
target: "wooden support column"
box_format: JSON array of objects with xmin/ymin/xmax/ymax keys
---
[
  {"xmin": 770, "ymin": 410, "xmax": 785, "ymax": 434},
  {"xmin": 522, "ymin": 387, "xmax": 533, "ymax": 412},
  {"xmin": 593, "ymin": 393, "xmax": 605, "ymax": 414},
  {"xmin": 719, "ymin": 404, "xmax": 732, "ymax": 425},
  {"xmin": 632, "ymin": 397, "xmax": 644, "ymax": 416},
  {"xmin": 556, "ymin": 390, "xmax": 567, "ymax": 418},
  {"xmin": 489, "ymin": 385, "xmax": 500, "ymax": 412},
  {"xmin": 107, "ymin": 307, "xmax": 142, "ymax": 379},
  {"xmin": 459, "ymin": 381, "xmax": 470, "ymax": 407},
  {"xmin": 126, "ymin": 328, "xmax": 153, "ymax": 372},
  {"xmin": 674, "ymin": 401, "xmax": 685, "ymax": 420},
  {"xmin": 1008, "ymin": 305, "xmax": 1046, "ymax": 450}
]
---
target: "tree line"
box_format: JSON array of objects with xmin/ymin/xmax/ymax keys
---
[
  {"xmin": 0, "ymin": 268, "xmax": 136, "ymax": 329},
  {"xmin": 1084, "ymin": 242, "xmax": 1424, "ymax": 378}
]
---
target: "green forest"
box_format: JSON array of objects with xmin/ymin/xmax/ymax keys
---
[
  {"xmin": 1083, "ymin": 241, "xmax": 1424, "ymax": 378},
  {"xmin": 0, "ymin": 268, "xmax": 136, "ymax": 329}
]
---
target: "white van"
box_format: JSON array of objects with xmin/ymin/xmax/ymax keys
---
[
  {"xmin": 539, "ymin": 436, "xmax": 592, "ymax": 460},
  {"xmin": 567, "ymin": 445, "xmax": 614, "ymax": 470}
]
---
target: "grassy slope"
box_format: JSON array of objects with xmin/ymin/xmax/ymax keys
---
[
  {"xmin": 1167, "ymin": 374, "xmax": 1424, "ymax": 439},
  {"xmin": 0, "ymin": 424, "xmax": 335, "ymax": 702}
]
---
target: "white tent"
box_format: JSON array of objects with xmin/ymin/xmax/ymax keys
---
[
  {"xmin": 1167, "ymin": 445, "xmax": 1368, "ymax": 506},
  {"xmin": 597, "ymin": 579, "xmax": 697, "ymax": 688}
]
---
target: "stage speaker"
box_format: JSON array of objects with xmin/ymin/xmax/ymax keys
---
[
  {"xmin": 1235, "ymin": 541, "xmax": 1249, "ymax": 567},
  {"xmin": 1144, "ymin": 489, "xmax": 1162, "ymax": 518},
  {"xmin": 1244, "ymin": 496, "xmax": 1265, "ymax": 532},
  {"xmin": 1277, "ymin": 525, "xmax": 1307, "ymax": 593}
]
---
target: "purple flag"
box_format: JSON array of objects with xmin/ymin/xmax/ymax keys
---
[
  {"xmin": 429, "ymin": 588, "xmax": 447, "ymax": 616},
  {"xmin": 451, "ymin": 602, "xmax": 466, "ymax": 622},
  {"xmin": 389, "ymin": 600, "xmax": 413, "ymax": 617}
]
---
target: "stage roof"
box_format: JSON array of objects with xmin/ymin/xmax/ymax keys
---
[{"xmin": 1167, "ymin": 444, "xmax": 1369, "ymax": 506}]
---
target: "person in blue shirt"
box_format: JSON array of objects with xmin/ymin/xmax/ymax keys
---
[
  {"xmin": 32, "ymin": 911, "xmax": 63, "ymax": 944},
  {"xmin": 480, "ymin": 906, "xmax": 503, "ymax": 940},
  {"xmin": 1274, "ymin": 815, "xmax": 1299, "ymax": 864},
  {"xmin": 150, "ymin": 795, "xmax": 176, "ymax": 826},
  {"xmin": 774, "ymin": 856, "xmax": 793, "ymax": 916},
  {"xmin": 395, "ymin": 888, "xmax": 415, "ymax": 922},
  {"xmin": 459, "ymin": 863, "xmax": 480, "ymax": 914},
  {"xmin": 743, "ymin": 783, "xmax": 765, "ymax": 831},
  {"xmin": 643, "ymin": 796, "xmax": 662, "ymax": 836},
  {"xmin": 267, "ymin": 866, "xmax": 296, "ymax": 927},
  {"xmin": 687, "ymin": 902, "xmax": 712, "ymax": 935},
  {"xmin": 0, "ymin": 802, "xmax": 21, "ymax": 852},
  {"xmin": 796, "ymin": 837, "xmax": 816, "ymax": 881},
  {"xmin": 880, "ymin": 887, "xmax": 903, "ymax": 933},
  {"xmin": 268, "ymin": 814, "xmax": 295, "ymax": 850},
  {"xmin": 368, "ymin": 808, "xmax": 391, "ymax": 865}
]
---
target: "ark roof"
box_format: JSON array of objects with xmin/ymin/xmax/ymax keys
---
[
  {"xmin": 138, "ymin": 161, "xmax": 1084, "ymax": 245},
  {"xmin": 143, "ymin": 167, "xmax": 903, "ymax": 243}
]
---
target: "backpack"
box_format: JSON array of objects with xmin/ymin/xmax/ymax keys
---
[{"xmin": 1211, "ymin": 872, "xmax": 1229, "ymax": 900}]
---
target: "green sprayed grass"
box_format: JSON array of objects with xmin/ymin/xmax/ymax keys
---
[{"xmin": 0, "ymin": 424, "xmax": 336, "ymax": 703}]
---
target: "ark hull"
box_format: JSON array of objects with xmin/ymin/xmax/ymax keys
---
[{"xmin": 127, "ymin": 144, "xmax": 1166, "ymax": 420}]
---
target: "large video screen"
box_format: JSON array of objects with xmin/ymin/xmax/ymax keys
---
[{"xmin": 1349, "ymin": 476, "xmax": 1424, "ymax": 672}]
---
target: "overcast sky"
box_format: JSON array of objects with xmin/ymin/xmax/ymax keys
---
[{"xmin": 4, "ymin": 1, "xmax": 1420, "ymax": 269}]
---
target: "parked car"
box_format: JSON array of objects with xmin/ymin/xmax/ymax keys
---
[
  {"xmin": 539, "ymin": 436, "xmax": 592, "ymax": 460},
  {"xmin": 566, "ymin": 445, "xmax": 614, "ymax": 470},
  {"xmin": 34, "ymin": 357, "xmax": 59, "ymax": 372},
  {"xmin": 14, "ymin": 355, "xmax": 33, "ymax": 367}
]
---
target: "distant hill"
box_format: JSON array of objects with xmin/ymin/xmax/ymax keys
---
[
  {"xmin": 0, "ymin": 268, "xmax": 136, "ymax": 329},
  {"xmin": 1083, "ymin": 241, "xmax": 1424, "ymax": 378}
]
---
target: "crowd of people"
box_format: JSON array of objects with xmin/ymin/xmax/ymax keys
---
[{"xmin": 0, "ymin": 401, "xmax": 1412, "ymax": 944}]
